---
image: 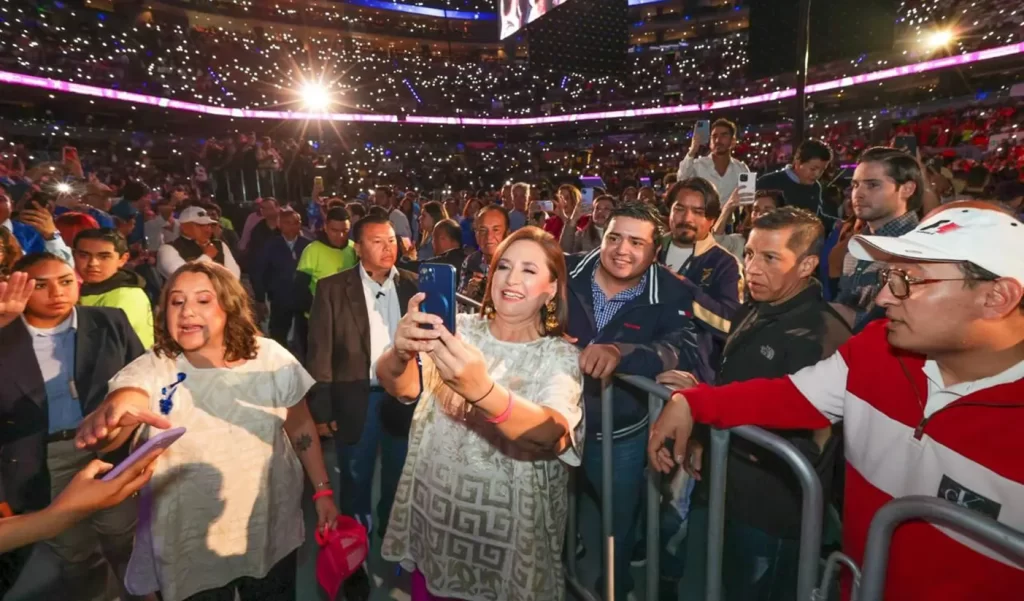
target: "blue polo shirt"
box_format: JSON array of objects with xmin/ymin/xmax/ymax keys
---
[{"xmin": 23, "ymin": 309, "xmax": 83, "ymax": 433}]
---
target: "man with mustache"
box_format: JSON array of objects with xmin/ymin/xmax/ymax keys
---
[
  {"xmin": 659, "ymin": 177, "xmax": 745, "ymax": 371},
  {"xmin": 657, "ymin": 207, "xmax": 851, "ymax": 600},
  {"xmin": 650, "ymin": 202, "xmax": 1024, "ymax": 601}
]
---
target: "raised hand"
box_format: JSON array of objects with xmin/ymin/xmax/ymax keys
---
[{"xmin": 0, "ymin": 272, "xmax": 35, "ymax": 329}]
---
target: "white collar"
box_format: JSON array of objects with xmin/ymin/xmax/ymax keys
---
[
  {"xmin": 22, "ymin": 308, "xmax": 78, "ymax": 337},
  {"xmin": 2, "ymin": 218, "xmax": 12, "ymax": 231},
  {"xmin": 359, "ymin": 263, "xmax": 399, "ymax": 291},
  {"xmin": 922, "ymin": 358, "xmax": 1024, "ymax": 398}
]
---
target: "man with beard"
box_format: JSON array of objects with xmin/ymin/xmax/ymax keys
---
[
  {"xmin": 649, "ymin": 203, "xmax": 1024, "ymax": 601},
  {"xmin": 677, "ymin": 119, "xmax": 750, "ymax": 202},
  {"xmin": 659, "ymin": 177, "xmax": 744, "ymax": 370},
  {"xmin": 657, "ymin": 207, "xmax": 850, "ymax": 601},
  {"xmin": 834, "ymin": 147, "xmax": 923, "ymax": 329}
]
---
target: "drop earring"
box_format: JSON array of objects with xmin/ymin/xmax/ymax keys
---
[{"xmin": 544, "ymin": 299, "xmax": 558, "ymax": 333}]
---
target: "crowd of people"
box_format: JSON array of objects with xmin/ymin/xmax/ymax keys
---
[
  {"xmin": 1, "ymin": 0, "xmax": 1021, "ymax": 117},
  {"xmin": 0, "ymin": 99, "xmax": 1022, "ymax": 601}
]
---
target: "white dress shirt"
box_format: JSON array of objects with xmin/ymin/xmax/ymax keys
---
[
  {"xmin": 676, "ymin": 154, "xmax": 750, "ymax": 201},
  {"xmin": 156, "ymin": 237, "xmax": 241, "ymax": 280},
  {"xmin": 144, "ymin": 214, "xmax": 180, "ymax": 251},
  {"xmin": 389, "ymin": 208, "xmax": 412, "ymax": 241},
  {"xmin": 2, "ymin": 218, "xmax": 73, "ymax": 266},
  {"xmin": 360, "ymin": 264, "xmax": 401, "ymax": 385}
]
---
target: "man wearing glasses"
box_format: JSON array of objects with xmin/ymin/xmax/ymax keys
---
[{"xmin": 649, "ymin": 202, "xmax": 1024, "ymax": 600}]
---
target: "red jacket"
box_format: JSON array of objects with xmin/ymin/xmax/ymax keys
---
[{"xmin": 685, "ymin": 320, "xmax": 1024, "ymax": 600}]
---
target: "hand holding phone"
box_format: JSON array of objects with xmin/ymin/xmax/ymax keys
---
[
  {"xmin": 101, "ymin": 427, "xmax": 185, "ymax": 482},
  {"xmin": 736, "ymin": 172, "xmax": 757, "ymax": 204},
  {"xmin": 418, "ymin": 264, "xmax": 457, "ymax": 334},
  {"xmin": 394, "ymin": 292, "xmax": 446, "ymax": 362}
]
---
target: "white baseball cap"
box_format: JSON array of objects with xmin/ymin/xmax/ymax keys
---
[
  {"xmin": 178, "ymin": 206, "xmax": 218, "ymax": 225},
  {"xmin": 849, "ymin": 205, "xmax": 1024, "ymax": 284}
]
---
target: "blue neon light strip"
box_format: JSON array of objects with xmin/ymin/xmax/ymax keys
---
[{"xmin": 344, "ymin": 0, "xmax": 662, "ymax": 20}]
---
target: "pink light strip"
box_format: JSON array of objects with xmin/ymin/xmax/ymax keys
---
[{"xmin": 0, "ymin": 42, "xmax": 1020, "ymax": 127}]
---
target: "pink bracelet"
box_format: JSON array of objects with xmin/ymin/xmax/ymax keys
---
[
  {"xmin": 485, "ymin": 388, "xmax": 514, "ymax": 424},
  {"xmin": 312, "ymin": 490, "xmax": 334, "ymax": 501}
]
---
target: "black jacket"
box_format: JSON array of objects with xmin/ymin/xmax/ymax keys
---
[
  {"xmin": 250, "ymin": 233, "xmax": 312, "ymax": 309},
  {"xmin": 0, "ymin": 307, "xmax": 144, "ymax": 514},
  {"xmin": 408, "ymin": 247, "xmax": 468, "ymax": 284},
  {"xmin": 693, "ymin": 281, "xmax": 851, "ymax": 538},
  {"xmin": 564, "ymin": 250, "xmax": 711, "ymax": 439}
]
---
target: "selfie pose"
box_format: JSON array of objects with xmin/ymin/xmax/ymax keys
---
[
  {"xmin": 75, "ymin": 261, "xmax": 336, "ymax": 601},
  {"xmin": 378, "ymin": 227, "xmax": 584, "ymax": 601}
]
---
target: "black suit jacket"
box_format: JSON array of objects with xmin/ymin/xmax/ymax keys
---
[
  {"xmin": 306, "ymin": 266, "xmax": 418, "ymax": 444},
  {"xmin": 0, "ymin": 307, "xmax": 144, "ymax": 513}
]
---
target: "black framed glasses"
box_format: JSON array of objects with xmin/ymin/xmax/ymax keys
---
[{"xmin": 878, "ymin": 267, "xmax": 975, "ymax": 299}]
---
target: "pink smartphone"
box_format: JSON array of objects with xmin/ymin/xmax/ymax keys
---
[{"xmin": 100, "ymin": 427, "xmax": 186, "ymax": 481}]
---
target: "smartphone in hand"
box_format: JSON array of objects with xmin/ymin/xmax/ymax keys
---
[
  {"xmin": 737, "ymin": 172, "xmax": 757, "ymax": 204},
  {"xmin": 100, "ymin": 427, "xmax": 186, "ymax": 482},
  {"xmin": 418, "ymin": 263, "xmax": 457, "ymax": 334},
  {"xmin": 695, "ymin": 120, "xmax": 711, "ymax": 144}
]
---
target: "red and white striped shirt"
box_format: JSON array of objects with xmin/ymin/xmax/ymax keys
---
[{"xmin": 685, "ymin": 319, "xmax": 1024, "ymax": 600}]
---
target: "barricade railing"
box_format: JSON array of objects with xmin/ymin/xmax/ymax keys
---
[
  {"xmin": 454, "ymin": 292, "xmax": 823, "ymax": 601},
  {"xmin": 855, "ymin": 496, "xmax": 1024, "ymax": 601}
]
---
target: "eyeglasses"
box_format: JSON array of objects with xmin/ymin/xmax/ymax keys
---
[{"xmin": 877, "ymin": 267, "xmax": 977, "ymax": 299}]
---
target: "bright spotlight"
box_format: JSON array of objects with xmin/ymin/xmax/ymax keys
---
[
  {"xmin": 301, "ymin": 83, "xmax": 330, "ymax": 111},
  {"xmin": 925, "ymin": 29, "xmax": 955, "ymax": 50},
  {"xmin": 56, "ymin": 182, "xmax": 73, "ymax": 195}
]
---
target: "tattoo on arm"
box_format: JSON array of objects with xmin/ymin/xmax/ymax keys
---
[{"xmin": 294, "ymin": 433, "xmax": 313, "ymax": 453}]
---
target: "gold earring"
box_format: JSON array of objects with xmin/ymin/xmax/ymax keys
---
[
  {"xmin": 483, "ymin": 302, "xmax": 496, "ymax": 320},
  {"xmin": 544, "ymin": 299, "xmax": 558, "ymax": 333}
]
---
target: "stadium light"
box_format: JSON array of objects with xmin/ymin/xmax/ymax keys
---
[
  {"xmin": 301, "ymin": 83, "xmax": 331, "ymax": 111},
  {"xmin": 925, "ymin": 29, "xmax": 955, "ymax": 51}
]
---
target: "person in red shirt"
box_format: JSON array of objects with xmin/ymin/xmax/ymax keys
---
[
  {"xmin": 649, "ymin": 202, "xmax": 1024, "ymax": 600},
  {"xmin": 544, "ymin": 184, "xmax": 582, "ymax": 239}
]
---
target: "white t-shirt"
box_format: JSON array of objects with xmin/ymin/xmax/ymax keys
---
[
  {"xmin": 109, "ymin": 338, "xmax": 315, "ymax": 601},
  {"xmin": 664, "ymin": 243, "xmax": 694, "ymax": 273}
]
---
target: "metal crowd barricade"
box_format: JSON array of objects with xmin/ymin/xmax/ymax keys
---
[
  {"xmin": 854, "ymin": 496, "xmax": 1024, "ymax": 601},
  {"xmin": 453, "ymin": 292, "xmax": 824, "ymax": 601}
]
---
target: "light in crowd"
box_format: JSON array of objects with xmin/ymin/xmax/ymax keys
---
[
  {"xmin": 55, "ymin": 182, "xmax": 73, "ymax": 194},
  {"xmin": 925, "ymin": 28, "xmax": 956, "ymax": 50},
  {"xmin": 301, "ymin": 82, "xmax": 331, "ymax": 111}
]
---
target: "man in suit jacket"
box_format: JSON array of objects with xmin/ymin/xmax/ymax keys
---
[
  {"xmin": 307, "ymin": 215, "xmax": 417, "ymax": 554},
  {"xmin": 0, "ymin": 253, "xmax": 145, "ymax": 600},
  {"xmin": 250, "ymin": 208, "xmax": 311, "ymax": 349}
]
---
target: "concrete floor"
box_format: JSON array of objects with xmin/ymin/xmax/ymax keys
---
[{"xmin": 295, "ymin": 446, "xmax": 649, "ymax": 601}]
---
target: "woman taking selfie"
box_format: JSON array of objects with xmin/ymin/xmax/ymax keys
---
[
  {"xmin": 378, "ymin": 226, "xmax": 584, "ymax": 601},
  {"xmin": 74, "ymin": 262, "xmax": 337, "ymax": 601}
]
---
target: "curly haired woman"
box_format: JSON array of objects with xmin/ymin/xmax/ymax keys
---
[{"xmin": 75, "ymin": 261, "xmax": 336, "ymax": 601}]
